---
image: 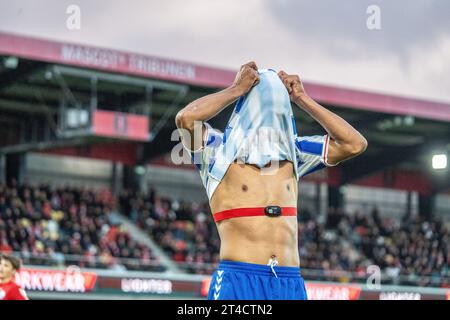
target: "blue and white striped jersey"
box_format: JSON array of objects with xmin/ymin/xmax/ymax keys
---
[{"xmin": 187, "ymin": 69, "xmax": 336, "ymax": 200}]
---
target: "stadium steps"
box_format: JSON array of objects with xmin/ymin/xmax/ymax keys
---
[{"xmin": 110, "ymin": 212, "xmax": 184, "ymax": 274}]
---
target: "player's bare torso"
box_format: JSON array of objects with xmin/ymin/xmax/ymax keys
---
[{"xmin": 210, "ymin": 160, "xmax": 299, "ymax": 266}]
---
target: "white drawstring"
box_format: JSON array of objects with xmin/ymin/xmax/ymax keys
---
[{"xmin": 267, "ymin": 257, "xmax": 279, "ymax": 278}]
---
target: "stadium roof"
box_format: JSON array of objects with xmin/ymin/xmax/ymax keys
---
[{"xmin": 0, "ymin": 32, "xmax": 449, "ymax": 192}]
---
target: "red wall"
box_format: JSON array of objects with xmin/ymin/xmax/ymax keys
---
[
  {"xmin": 43, "ymin": 142, "xmax": 138, "ymax": 165},
  {"xmin": 352, "ymin": 169, "xmax": 432, "ymax": 195}
]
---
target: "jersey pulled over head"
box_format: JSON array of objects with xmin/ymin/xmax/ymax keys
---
[
  {"xmin": 205, "ymin": 68, "xmax": 300, "ymax": 196},
  {"xmin": 189, "ymin": 68, "xmax": 332, "ymax": 200},
  {"xmin": 233, "ymin": 68, "xmax": 297, "ymax": 166}
]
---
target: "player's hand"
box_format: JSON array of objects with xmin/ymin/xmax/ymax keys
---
[
  {"xmin": 232, "ymin": 61, "xmax": 260, "ymax": 95},
  {"xmin": 278, "ymin": 70, "xmax": 308, "ymax": 104}
]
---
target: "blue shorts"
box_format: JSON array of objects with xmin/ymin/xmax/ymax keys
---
[{"xmin": 207, "ymin": 260, "xmax": 308, "ymax": 300}]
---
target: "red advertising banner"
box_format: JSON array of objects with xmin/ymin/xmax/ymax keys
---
[
  {"xmin": 200, "ymin": 278, "xmax": 362, "ymax": 300},
  {"xmin": 15, "ymin": 266, "xmax": 97, "ymax": 293},
  {"xmin": 201, "ymin": 278, "xmax": 212, "ymax": 297},
  {"xmin": 92, "ymin": 110, "xmax": 149, "ymax": 141},
  {"xmin": 120, "ymin": 278, "xmax": 173, "ymax": 295},
  {"xmin": 13, "ymin": 269, "xmax": 447, "ymax": 299}
]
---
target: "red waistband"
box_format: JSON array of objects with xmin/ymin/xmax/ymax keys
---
[{"xmin": 213, "ymin": 207, "xmax": 297, "ymax": 222}]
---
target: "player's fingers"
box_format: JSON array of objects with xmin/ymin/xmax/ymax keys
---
[
  {"xmin": 286, "ymin": 76, "xmax": 302, "ymax": 89},
  {"xmin": 253, "ymin": 74, "xmax": 260, "ymax": 86},
  {"xmin": 282, "ymin": 77, "xmax": 293, "ymax": 88},
  {"xmin": 278, "ymin": 70, "xmax": 288, "ymax": 80},
  {"xmin": 245, "ymin": 61, "xmax": 258, "ymax": 70},
  {"xmin": 283, "ymin": 80, "xmax": 293, "ymax": 93}
]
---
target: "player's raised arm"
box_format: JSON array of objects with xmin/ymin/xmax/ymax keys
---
[
  {"xmin": 175, "ymin": 61, "xmax": 260, "ymax": 151},
  {"xmin": 278, "ymin": 70, "xmax": 368, "ymax": 165}
]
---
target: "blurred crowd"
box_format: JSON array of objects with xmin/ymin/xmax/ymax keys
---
[
  {"xmin": 119, "ymin": 189, "xmax": 220, "ymax": 275},
  {"xmin": 298, "ymin": 207, "xmax": 449, "ymax": 287},
  {"xmin": 0, "ymin": 182, "xmax": 163, "ymax": 272},
  {"xmin": 1, "ymin": 182, "xmax": 449, "ymax": 287},
  {"xmin": 120, "ymin": 188, "xmax": 449, "ymax": 287}
]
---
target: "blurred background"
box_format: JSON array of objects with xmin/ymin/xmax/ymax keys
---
[{"xmin": 0, "ymin": 0, "xmax": 449, "ymax": 300}]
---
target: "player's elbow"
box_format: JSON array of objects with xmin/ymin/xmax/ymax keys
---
[
  {"xmin": 175, "ymin": 109, "xmax": 195, "ymax": 132},
  {"xmin": 358, "ymin": 136, "xmax": 368, "ymax": 154},
  {"xmin": 347, "ymin": 136, "xmax": 368, "ymax": 157}
]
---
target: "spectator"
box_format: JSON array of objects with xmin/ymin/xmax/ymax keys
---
[
  {"xmin": 0, "ymin": 183, "xmax": 162, "ymax": 272},
  {"xmin": 120, "ymin": 188, "xmax": 449, "ymax": 286}
]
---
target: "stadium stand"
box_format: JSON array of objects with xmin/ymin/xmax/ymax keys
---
[
  {"xmin": 0, "ymin": 32, "xmax": 449, "ymax": 299},
  {"xmin": 119, "ymin": 188, "xmax": 220, "ymax": 275},
  {"xmin": 299, "ymin": 207, "xmax": 449, "ymax": 287},
  {"xmin": 119, "ymin": 188, "xmax": 449, "ymax": 287},
  {"xmin": 0, "ymin": 181, "xmax": 164, "ymax": 272},
  {"xmin": 1, "ymin": 179, "xmax": 448, "ymax": 292}
]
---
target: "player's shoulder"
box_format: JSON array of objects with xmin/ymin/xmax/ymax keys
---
[
  {"xmin": 0, "ymin": 281, "xmax": 14, "ymax": 288},
  {"xmin": 9, "ymin": 282, "xmax": 28, "ymax": 300},
  {"xmin": 12, "ymin": 281, "xmax": 23, "ymax": 289},
  {"xmin": 5, "ymin": 281, "xmax": 24, "ymax": 292},
  {"xmin": 18, "ymin": 287, "xmax": 29, "ymax": 300}
]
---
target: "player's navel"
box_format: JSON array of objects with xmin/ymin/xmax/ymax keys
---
[{"xmin": 242, "ymin": 184, "xmax": 248, "ymax": 192}]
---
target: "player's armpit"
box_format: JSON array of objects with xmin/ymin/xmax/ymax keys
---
[{"xmin": 178, "ymin": 121, "xmax": 208, "ymax": 153}]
